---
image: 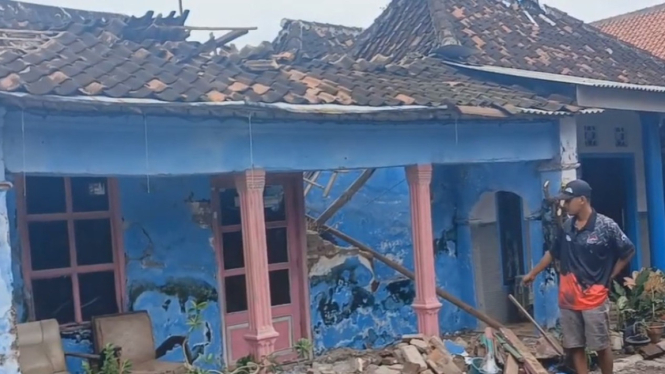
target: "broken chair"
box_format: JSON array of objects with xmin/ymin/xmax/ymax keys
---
[
  {"xmin": 17, "ymin": 319, "xmax": 101, "ymax": 374},
  {"xmin": 91, "ymin": 310, "xmax": 187, "ymax": 374}
]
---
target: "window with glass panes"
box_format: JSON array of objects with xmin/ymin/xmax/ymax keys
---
[{"xmin": 17, "ymin": 176, "xmax": 122, "ymax": 325}]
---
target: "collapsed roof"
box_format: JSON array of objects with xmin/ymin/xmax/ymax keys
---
[{"xmin": 2, "ymin": 0, "xmax": 657, "ymax": 118}]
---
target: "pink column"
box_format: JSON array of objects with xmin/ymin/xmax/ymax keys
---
[
  {"xmin": 235, "ymin": 169, "xmax": 279, "ymax": 359},
  {"xmin": 406, "ymin": 164, "xmax": 442, "ymax": 336}
]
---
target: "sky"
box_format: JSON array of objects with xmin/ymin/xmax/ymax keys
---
[{"xmin": 20, "ymin": 0, "xmax": 665, "ymax": 45}]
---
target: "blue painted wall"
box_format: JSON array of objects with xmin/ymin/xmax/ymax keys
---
[
  {"xmin": 5, "ymin": 116, "xmax": 562, "ymax": 370},
  {"xmin": 120, "ymin": 176, "xmax": 222, "ymax": 367},
  {"xmin": 9, "ymin": 176, "xmax": 223, "ymax": 372},
  {"xmin": 3, "ymin": 111, "xmax": 557, "ymax": 175},
  {"xmin": 8, "ymin": 164, "xmax": 560, "ymax": 370},
  {"xmin": 305, "ymin": 160, "xmax": 552, "ymax": 354},
  {"xmin": 307, "ymin": 167, "xmax": 416, "ymax": 354}
]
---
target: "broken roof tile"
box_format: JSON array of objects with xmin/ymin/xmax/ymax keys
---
[
  {"xmin": 395, "ymin": 93, "xmax": 416, "ymax": 105},
  {"xmin": 272, "ymin": 19, "xmax": 362, "ymax": 59},
  {"xmin": 0, "ymin": 1, "xmax": 587, "ymax": 116}
]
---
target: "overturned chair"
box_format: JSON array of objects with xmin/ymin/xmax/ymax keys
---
[
  {"xmin": 91, "ymin": 311, "xmax": 187, "ymax": 374},
  {"xmin": 17, "ymin": 319, "xmax": 101, "ymax": 374}
]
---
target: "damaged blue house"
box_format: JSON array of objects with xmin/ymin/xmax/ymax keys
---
[{"xmin": 2, "ymin": 0, "xmax": 665, "ymax": 373}]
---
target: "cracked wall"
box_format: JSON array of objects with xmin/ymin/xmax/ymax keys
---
[
  {"xmin": 9, "ymin": 176, "xmax": 223, "ymax": 373},
  {"xmin": 305, "ymin": 163, "xmax": 551, "ymax": 353},
  {"xmin": 306, "ymin": 167, "xmax": 417, "ymax": 355},
  {"xmin": 305, "ymin": 166, "xmax": 479, "ymax": 354},
  {"xmin": 7, "ymin": 163, "xmax": 555, "ymax": 371},
  {"xmin": 120, "ymin": 176, "xmax": 221, "ymax": 367}
]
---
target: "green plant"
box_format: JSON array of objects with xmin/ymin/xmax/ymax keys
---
[
  {"xmin": 611, "ymin": 268, "xmax": 665, "ymax": 327},
  {"xmin": 183, "ymin": 301, "xmax": 278, "ymax": 374},
  {"xmin": 294, "ymin": 338, "xmax": 312, "ymax": 360},
  {"xmin": 186, "ymin": 301, "xmax": 209, "ymax": 333},
  {"xmin": 82, "ymin": 344, "xmax": 132, "ymax": 374}
]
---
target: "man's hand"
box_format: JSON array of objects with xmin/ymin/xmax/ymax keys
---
[
  {"xmin": 522, "ymin": 272, "xmax": 536, "ymax": 285},
  {"xmin": 522, "ymin": 251, "xmax": 554, "ymax": 286}
]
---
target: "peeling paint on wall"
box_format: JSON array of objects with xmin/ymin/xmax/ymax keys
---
[
  {"xmin": 121, "ymin": 177, "xmax": 223, "ymax": 368},
  {"xmin": 306, "ymin": 168, "xmax": 420, "ymax": 354},
  {"xmin": 6, "ymin": 163, "xmax": 561, "ymax": 372},
  {"xmin": 184, "ymin": 193, "xmax": 213, "ymax": 229},
  {"xmin": 306, "ymin": 162, "xmax": 556, "ymax": 351},
  {"xmin": 8, "ymin": 176, "xmax": 226, "ymax": 373}
]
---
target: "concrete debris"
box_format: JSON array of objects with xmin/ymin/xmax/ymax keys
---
[{"xmin": 291, "ymin": 335, "xmax": 466, "ymax": 374}]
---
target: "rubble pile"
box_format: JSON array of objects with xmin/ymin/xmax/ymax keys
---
[{"xmin": 305, "ymin": 334, "xmax": 466, "ymax": 374}]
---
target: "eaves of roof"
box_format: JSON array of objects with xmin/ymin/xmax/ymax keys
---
[
  {"xmin": 444, "ymin": 61, "xmax": 665, "ymax": 93},
  {"xmin": 0, "ymin": 91, "xmax": 603, "ymax": 119}
]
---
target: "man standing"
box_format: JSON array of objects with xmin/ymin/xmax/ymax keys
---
[{"xmin": 523, "ymin": 179, "xmax": 635, "ymax": 374}]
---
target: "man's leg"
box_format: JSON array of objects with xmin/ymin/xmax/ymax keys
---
[
  {"xmin": 583, "ymin": 301, "xmax": 612, "ymax": 374},
  {"xmin": 596, "ymin": 348, "xmax": 613, "ymax": 374},
  {"xmin": 569, "ymin": 348, "xmax": 590, "ymax": 374},
  {"xmin": 560, "ymin": 308, "xmax": 589, "ymax": 374}
]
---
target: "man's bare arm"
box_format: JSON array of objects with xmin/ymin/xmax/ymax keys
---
[
  {"xmin": 523, "ymin": 251, "xmax": 554, "ymax": 284},
  {"xmin": 609, "ymin": 221, "xmax": 636, "ymax": 280},
  {"xmin": 611, "ymin": 249, "xmax": 635, "ymax": 280}
]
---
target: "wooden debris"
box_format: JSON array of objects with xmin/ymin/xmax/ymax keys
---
[
  {"xmin": 499, "ymin": 328, "xmax": 550, "ymax": 374},
  {"xmin": 315, "ymin": 169, "xmax": 376, "ymax": 224},
  {"xmin": 508, "ymin": 294, "xmax": 564, "ymax": 357},
  {"xmin": 428, "ymin": 336, "xmax": 463, "ymax": 374},
  {"xmin": 311, "ymin": 217, "xmax": 505, "ymax": 329},
  {"xmin": 495, "ymin": 333, "xmax": 524, "ymax": 363},
  {"xmin": 505, "ymin": 355, "xmax": 519, "ymax": 374}
]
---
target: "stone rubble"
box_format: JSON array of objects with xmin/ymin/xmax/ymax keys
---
[{"xmin": 299, "ymin": 335, "xmax": 465, "ymax": 374}]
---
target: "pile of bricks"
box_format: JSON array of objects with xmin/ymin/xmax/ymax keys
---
[{"xmin": 306, "ymin": 334, "xmax": 464, "ymax": 374}]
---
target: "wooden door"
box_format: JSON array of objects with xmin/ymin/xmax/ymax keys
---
[{"xmin": 212, "ymin": 175, "xmax": 303, "ymax": 364}]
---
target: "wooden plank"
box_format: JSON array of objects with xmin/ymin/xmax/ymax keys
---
[
  {"xmin": 508, "ymin": 294, "xmax": 564, "ymax": 356},
  {"xmin": 179, "ymin": 26, "xmax": 258, "ymax": 31},
  {"xmin": 303, "ymin": 171, "xmax": 321, "ymax": 196},
  {"xmin": 311, "ymin": 216, "xmax": 505, "ymax": 329},
  {"xmin": 505, "ymin": 355, "xmax": 519, "ymax": 374},
  {"xmin": 499, "ymin": 328, "xmax": 549, "ymax": 374},
  {"xmin": 315, "ymin": 169, "xmax": 375, "ymax": 225},
  {"xmin": 495, "ymin": 334, "xmax": 524, "ymax": 363},
  {"xmin": 322, "ymin": 171, "xmax": 339, "ymax": 197},
  {"xmin": 214, "ymin": 30, "xmax": 249, "ymax": 46}
]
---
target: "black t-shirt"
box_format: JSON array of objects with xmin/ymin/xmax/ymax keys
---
[{"xmin": 549, "ymin": 211, "xmax": 635, "ymax": 310}]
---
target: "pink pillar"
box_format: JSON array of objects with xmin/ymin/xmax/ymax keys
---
[
  {"xmin": 235, "ymin": 169, "xmax": 279, "ymax": 358},
  {"xmin": 406, "ymin": 164, "xmax": 442, "ymax": 336}
]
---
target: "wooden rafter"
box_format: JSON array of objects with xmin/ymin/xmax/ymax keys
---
[{"xmin": 315, "ymin": 169, "xmax": 375, "ymax": 225}]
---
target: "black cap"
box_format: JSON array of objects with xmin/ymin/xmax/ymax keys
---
[{"xmin": 555, "ymin": 179, "xmax": 592, "ymax": 201}]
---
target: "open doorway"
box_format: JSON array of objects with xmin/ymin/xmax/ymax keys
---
[
  {"xmin": 579, "ymin": 155, "xmax": 640, "ymax": 274},
  {"xmin": 496, "ymin": 191, "xmax": 528, "ymax": 323},
  {"xmin": 470, "ymin": 191, "xmax": 530, "ymax": 325}
]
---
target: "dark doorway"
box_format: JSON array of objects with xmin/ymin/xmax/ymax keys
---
[
  {"xmin": 496, "ymin": 191, "xmax": 527, "ymax": 323},
  {"xmin": 579, "ymin": 156, "xmax": 635, "ymax": 277}
]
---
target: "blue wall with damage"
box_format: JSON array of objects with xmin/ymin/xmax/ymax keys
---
[
  {"xmin": 5, "ymin": 115, "xmax": 562, "ymax": 371},
  {"xmin": 8, "ymin": 163, "xmax": 559, "ymax": 371},
  {"xmin": 9, "ymin": 176, "xmax": 223, "ymax": 372},
  {"xmin": 120, "ymin": 176, "xmax": 222, "ymax": 366},
  {"xmin": 305, "ymin": 160, "xmax": 555, "ymax": 355}
]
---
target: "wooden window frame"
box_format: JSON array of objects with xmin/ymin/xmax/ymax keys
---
[
  {"xmin": 16, "ymin": 176, "xmax": 126, "ymax": 327},
  {"xmin": 211, "ymin": 172, "xmax": 311, "ymax": 364},
  {"xmin": 213, "ymin": 175, "xmax": 292, "ymax": 314}
]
